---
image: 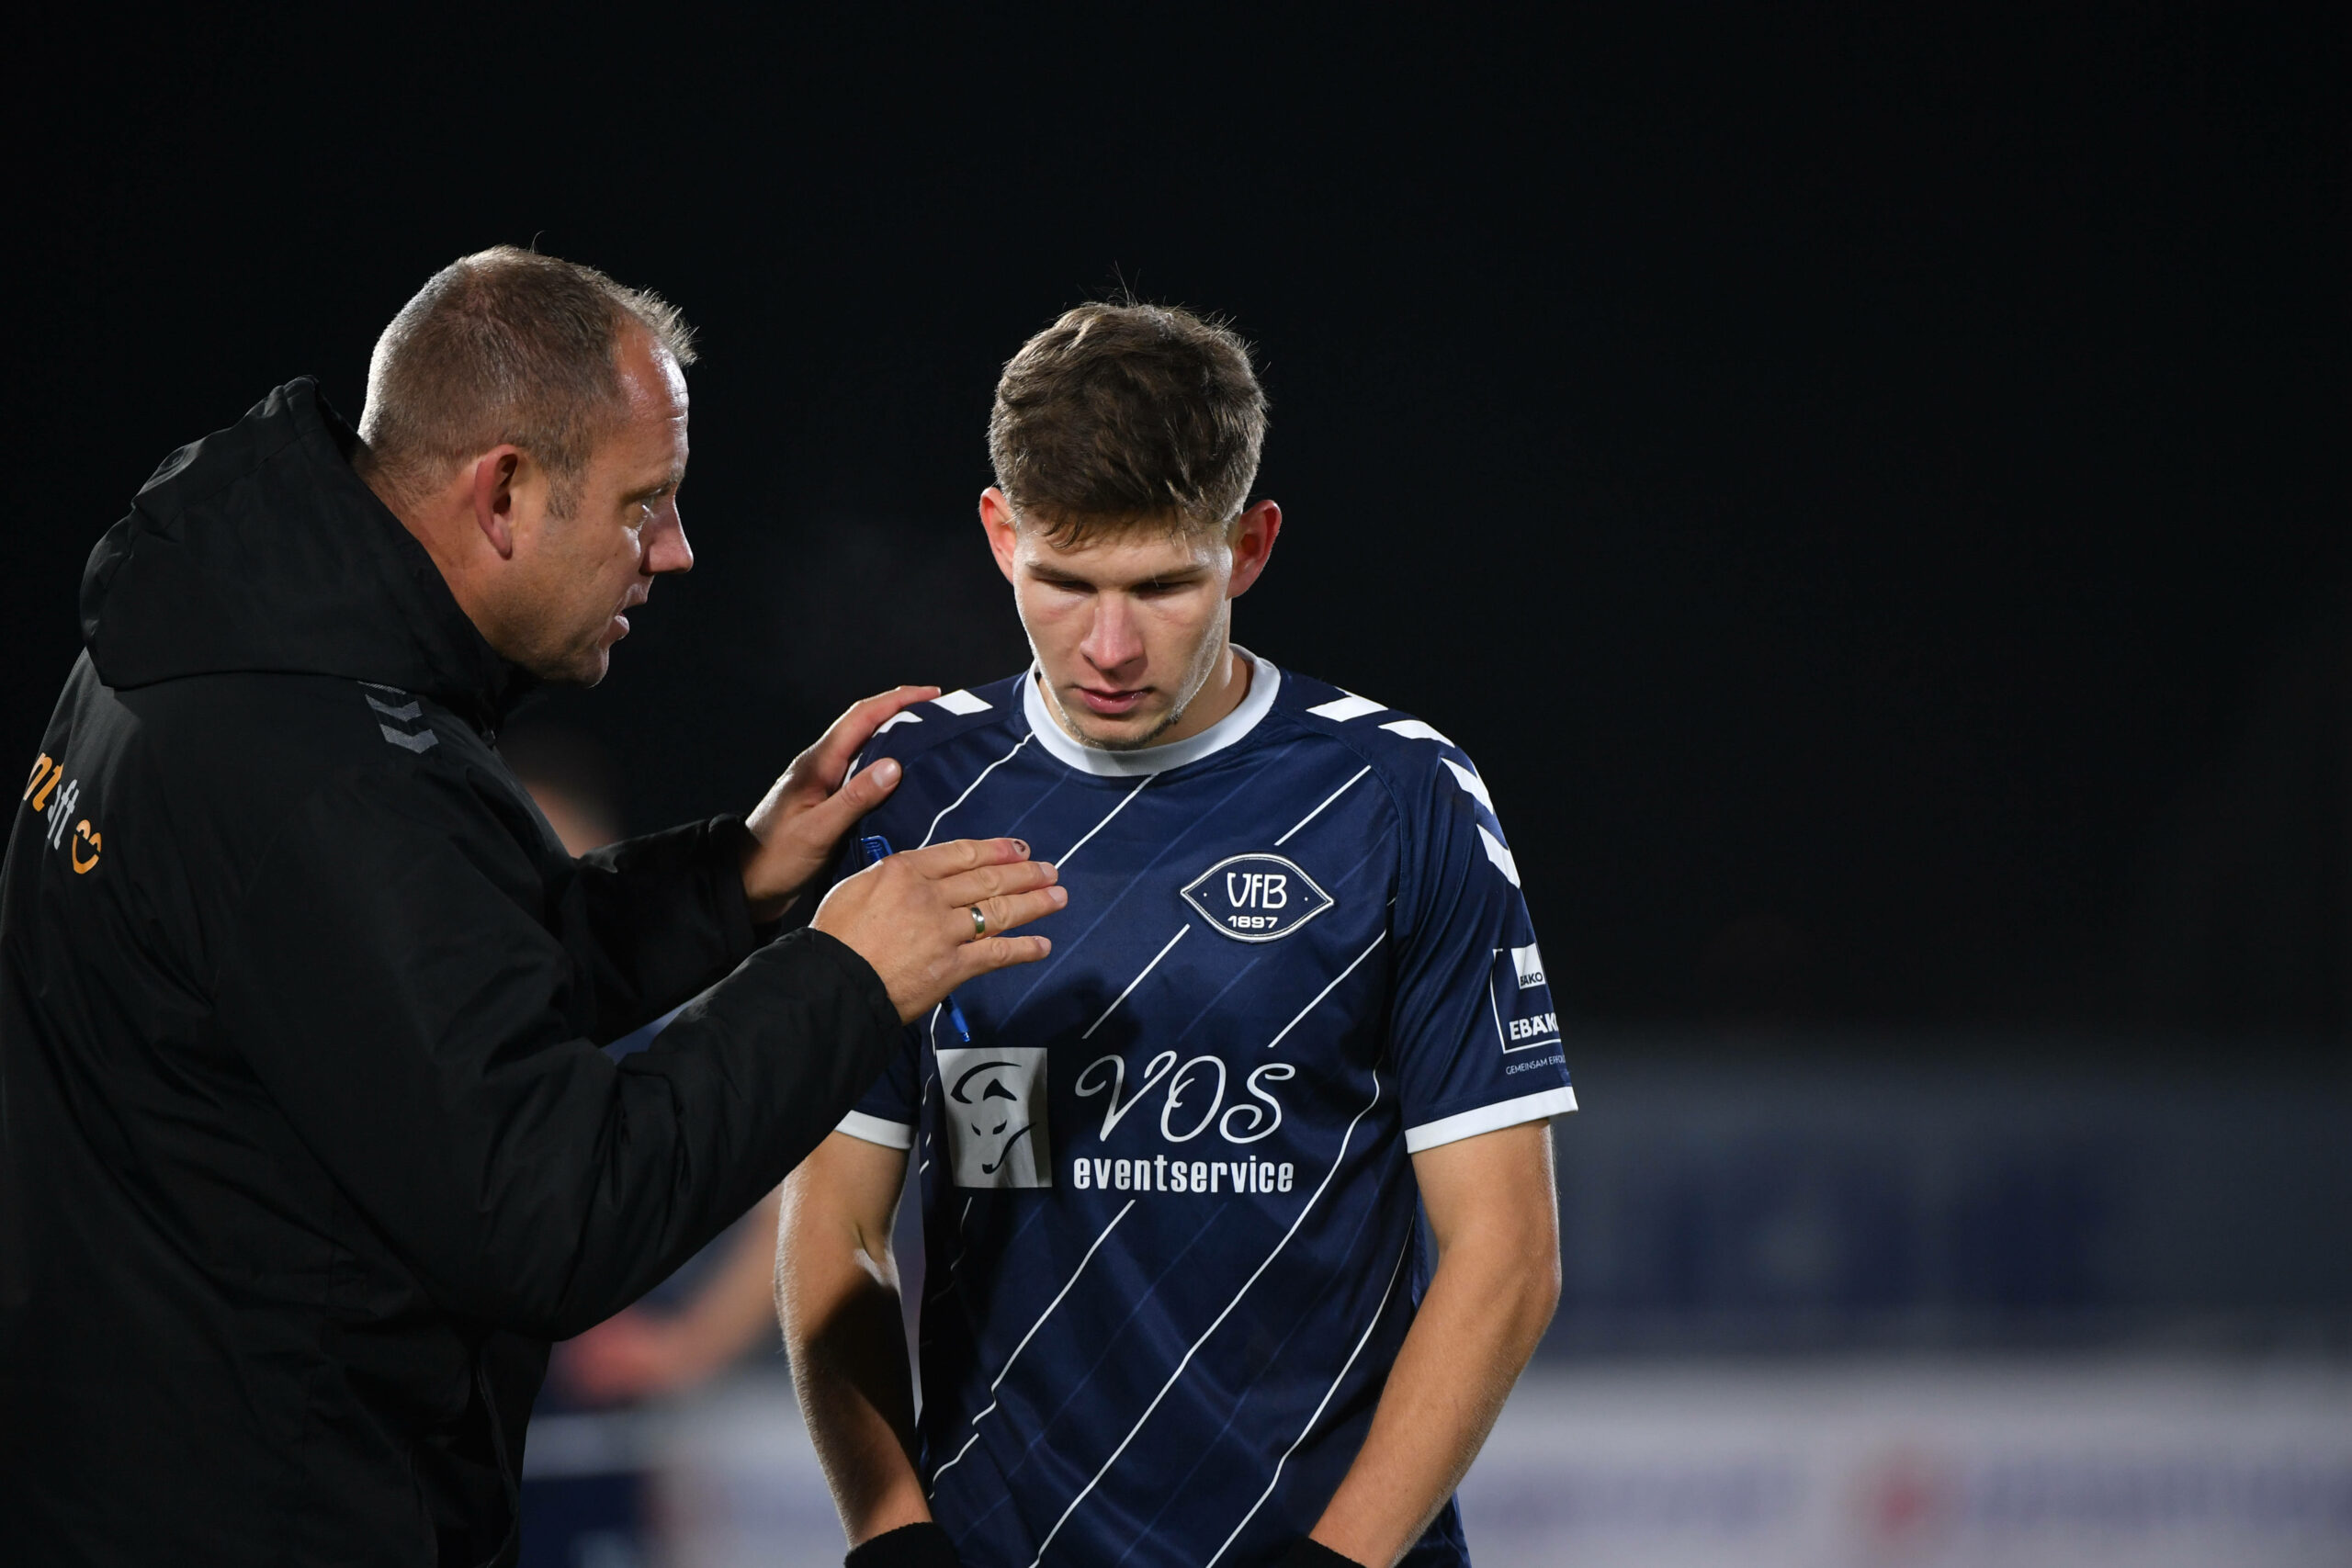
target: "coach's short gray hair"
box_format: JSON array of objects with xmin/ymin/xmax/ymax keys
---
[{"xmin": 357, "ymin": 246, "xmax": 695, "ymax": 516}]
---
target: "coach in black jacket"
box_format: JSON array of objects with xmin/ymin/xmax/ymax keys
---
[{"xmin": 0, "ymin": 249, "xmax": 1061, "ymax": 1566}]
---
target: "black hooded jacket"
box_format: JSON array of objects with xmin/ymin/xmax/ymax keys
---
[{"xmin": 0, "ymin": 381, "xmax": 900, "ymax": 1566}]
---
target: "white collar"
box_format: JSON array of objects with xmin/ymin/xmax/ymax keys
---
[{"xmin": 1021, "ymin": 647, "xmax": 1281, "ymax": 778}]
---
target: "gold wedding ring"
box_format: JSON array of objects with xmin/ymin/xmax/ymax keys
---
[{"xmin": 970, "ymin": 905, "xmax": 988, "ymax": 940}]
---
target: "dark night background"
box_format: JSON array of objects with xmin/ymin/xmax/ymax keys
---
[
  {"xmin": 12, "ymin": 6, "xmax": 2345, "ymax": 1046},
  {"xmin": 14, "ymin": 22, "xmax": 2349, "ymax": 1560}
]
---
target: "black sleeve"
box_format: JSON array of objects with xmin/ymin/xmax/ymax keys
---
[
  {"xmin": 569, "ymin": 815, "xmax": 768, "ymax": 1040},
  {"xmin": 211, "ymin": 770, "xmax": 901, "ymax": 1339}
]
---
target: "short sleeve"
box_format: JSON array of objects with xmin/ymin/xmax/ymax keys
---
[
  {"xmin": 837, "ymin": 1028, "xmax": 922, "ymax": 1148},
  {"xmin": 1385, "ymin": 750, "xmax": 1576, "ymax": 1152}
]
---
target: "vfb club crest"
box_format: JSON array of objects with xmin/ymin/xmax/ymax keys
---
[{"xmin": 1182, "ymin": 853, "xmax": 1335, "ymax": 943}]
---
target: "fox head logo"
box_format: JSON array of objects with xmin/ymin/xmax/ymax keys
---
[
  {"xmin": 936, "ymin": 1045, "xmax": 1052, "ymax": 1189},
  {"xmin": 951, "ymin": 1059, "xmax": 1035, "ymax": 1175}
]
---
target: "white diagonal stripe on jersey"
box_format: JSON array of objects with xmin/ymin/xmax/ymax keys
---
[
  {"xmin": 1262, "ymin": 931, "xmax": 1386, "ymax": 1054},
  {"xmin": 934, "ymin": 688, "xmax": 992, "ymax": 715},
  {"xmin": 919, "ymin": 1018, "xmax": 944, "ymax": 1172},
  {"xmin": 931, "ymin": 1199, "xmax": 1137, "ymax": 1484},
  {"xmin": 1379, "ymin": 717, "xmax": 1454, "ymax": 746},
  {"xmin": 1305, "ymin": 693, "xmax": 1385, "ymax": 722},
  {"xmin": 920, "ymin": 733, "xmax": 1035, "ymax": 848},
  {"xmin": 923, "ymin": 1198, "xmax": 976, "ymax": 1308},
  {"xmin": 1272, "ymin": 764, "xmax": 1372, "ymax": 846},
  {"xmin": 1440, "ymin": 756, "xmax": 1493, "ymax": 813},
  {"xmin": 1057, "ymin": 773, "xmax": 1151, "ymax": 868},
  {"xmin": 1204, "ymin": 1233, "xmax": 1415, "ymax": 1568},
  {"xmin": 1022, "ymin": 1068, "xmax": 1388, "ymax": 1568},
  {"xmin": 996, "ymin": 743, "xmax": 1303, "ymax": 1028},
  {"xmin": 917, "ymin": 1063, "xmax": 937, "ymax": 1176},
  {"xmin": 1081, "ymin": 927, "xmax": 1189, "ymax": 1039},
  {"xmin": 1476, "ymin": 823, "xmax": 1521, "ymax": 887}
]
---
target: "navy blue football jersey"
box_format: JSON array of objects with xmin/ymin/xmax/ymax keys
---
[{"xmin": 830, "ymin": 650, "xmax": 1574, "ymax": 1568}]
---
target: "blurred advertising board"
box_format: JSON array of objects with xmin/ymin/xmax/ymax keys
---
[
  {"xmin": 1546, "ymin": 1038, "xmax": 2352, "ymax": 1351},
  {"xmin": 526, "ymin": 1358, "xmax": 2351, "ymax": 1568},
  {"xmin": 1456, "ymin": 1360, "xmax": 2352, "ymax": 1568}
]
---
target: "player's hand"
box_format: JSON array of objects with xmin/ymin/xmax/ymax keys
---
[
  {"xmin": 810, "ymin": 838, "xmax": 1062, "ymax": 1022},
  {"xmin": 741, "ymin": 686, "xmax": 939, "ymax": 922}
]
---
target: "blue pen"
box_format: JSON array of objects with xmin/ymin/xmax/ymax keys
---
[{"xmin": 861, "ymin": 833, "xmax": 974, "ymax": 1044}]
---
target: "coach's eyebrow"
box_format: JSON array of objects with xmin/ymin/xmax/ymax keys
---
[{"xmin": 621, "ymin": 471, "xmax": 685, "ymax": 504}]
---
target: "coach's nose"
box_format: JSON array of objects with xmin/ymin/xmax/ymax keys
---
[{"xmin": 645, "ymin": 501, "xmax": 694, "ymax": 576}]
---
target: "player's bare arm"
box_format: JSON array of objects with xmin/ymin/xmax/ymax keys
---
[
  {"xmin": 777, "ymin": 1134, "xmax": 932, "ymax": 1545},
  {"xmin": 1306, "ymin": 1122, "xmax": 1562, "ymax": 1566}
]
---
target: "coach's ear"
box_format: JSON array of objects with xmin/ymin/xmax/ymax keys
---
[
  {"xmin": 979, "ymin": 487, "xmax": 1022, "ymax": 584},
  {"xmin": 468, "ymin": 446, "xmax": 538, "ymax": 560},
  {"xmin": 1225, "ymin": 499, "xmax": 1283, "ymax": 599}
]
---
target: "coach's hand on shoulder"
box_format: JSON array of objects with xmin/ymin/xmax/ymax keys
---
[
  {"xmin": 811, "ymin": 837, "xmax": 1061, "ymax": 1022},
  {"xmin": 741, "ymin": 687, "xmax": 938, "ymax": 922}
]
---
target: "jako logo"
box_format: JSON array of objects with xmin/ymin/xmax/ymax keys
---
[
  {"xmin": 1182, "ymin": 853, "xmax": 1335, "ymax": 942},
  {"xmin": 1490, "ymin": 942, "xmax": 1559, "ymax": 1055}
]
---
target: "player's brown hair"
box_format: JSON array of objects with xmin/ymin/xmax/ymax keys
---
[
  {"xmin": 356, "ymin": 245, "xmax": 695, "ymax": 516},
  {"xmin": 988, "ymin": 302, "xmax": 1268, "ymax": 545}
]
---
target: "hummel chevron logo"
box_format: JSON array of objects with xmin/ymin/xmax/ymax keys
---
[{"xmin": 360, "ymin": 683, "xmax": 438, "ymax": 754}]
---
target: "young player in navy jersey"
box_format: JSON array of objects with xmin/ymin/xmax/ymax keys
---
[{"xmin": 781, "ymin": 304, "xmax": 1570, "ymax": 1568}]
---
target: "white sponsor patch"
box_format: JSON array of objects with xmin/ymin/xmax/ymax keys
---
[
  {"xmin": 933, "ymin": 689, "xmax": 992, "ymax": 716},
  {"xmin": 1490, "ymin": 945, "xmax": 1562, "ymax": 1055},
  {"xmin": 937, "ymin": 1046, "xmax": 1052, "ymax": 1188}
]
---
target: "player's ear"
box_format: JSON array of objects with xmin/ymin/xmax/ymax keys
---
[
  {"xmin": 979, "ymin": 487, "xmax": 1022, "ymax": 585},
  {"xmin": 1225, "ymin": 499, "xmax": 1282, "ymax": 599}
]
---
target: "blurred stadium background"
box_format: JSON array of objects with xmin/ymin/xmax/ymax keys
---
[
  {"xmin": 14, "ymin": 6, "xmax": 2347, "ymax": 1565},
  {"xmin": 506, "ymin": 1021, "xmax": 2352, "ymax": 1566}
]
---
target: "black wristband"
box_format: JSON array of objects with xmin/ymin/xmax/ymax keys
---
[
  {"xmin": 1276, "ymin": 1540, "xmax": 1366, "ymax": 1568},
  {"xmin": 845, "ymin": 1522, "xmax": 960, "ymax": 1568}
]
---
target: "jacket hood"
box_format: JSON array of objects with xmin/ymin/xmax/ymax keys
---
[{"xmin": 79, "ymin": 378, "xmax": 530, "ymax": 728}]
